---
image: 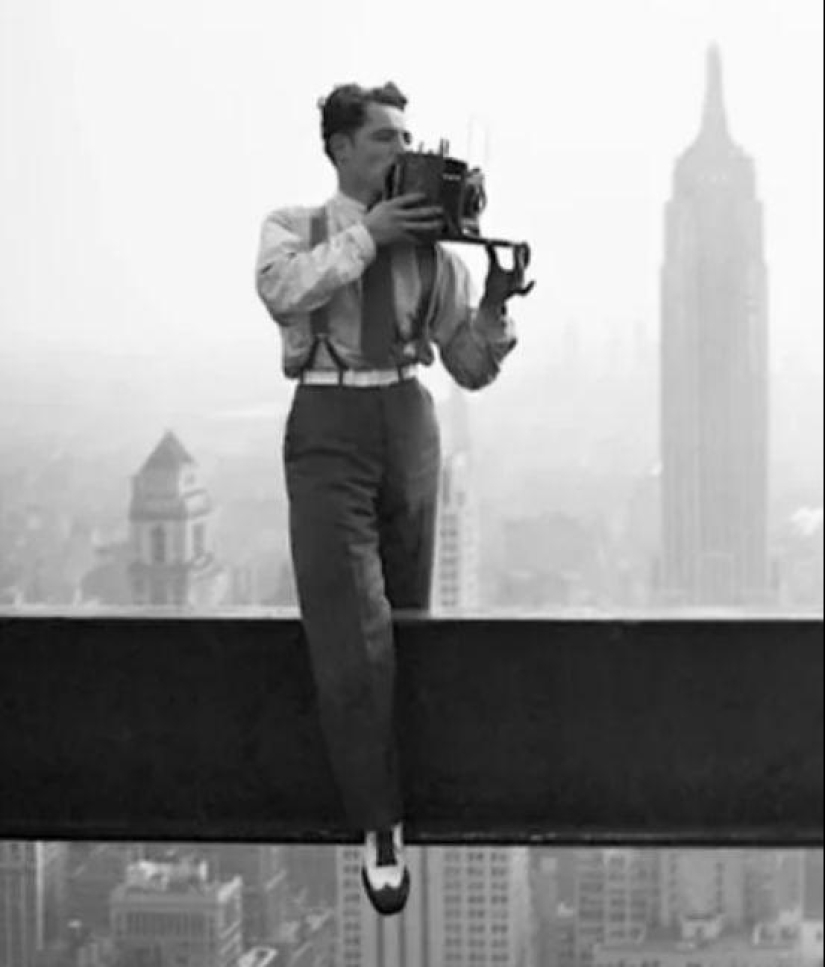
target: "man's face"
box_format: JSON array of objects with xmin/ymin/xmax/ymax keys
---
[{"xmin": 336, "ymin": 102, "xmax": 412, "ymax": 199}]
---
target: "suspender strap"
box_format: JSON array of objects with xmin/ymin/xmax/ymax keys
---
[
  {"xmin": 302, "ymin": 215, "xmax": 435, "ymax": 380},
  {"xmin": 309, "ymin": 208, "xmax": 330, "ymax": 339},
  {"xmin": 302, "ymin": 208, "xmax": 347, "ymax": 379}
]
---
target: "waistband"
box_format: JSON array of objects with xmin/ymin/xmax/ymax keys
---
[{"xmin": 298, "ymin": 364, "xmax": 419, "ymax": 388}]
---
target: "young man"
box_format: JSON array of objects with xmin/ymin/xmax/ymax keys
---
[{"xmin": 255, "ymin": 81, "xmax": 532, "ymax": 916}]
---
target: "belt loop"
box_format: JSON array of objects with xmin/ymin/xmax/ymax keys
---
[{"xmin": 337, "ymin": 368, "xmax": 345, "ymax": 387}]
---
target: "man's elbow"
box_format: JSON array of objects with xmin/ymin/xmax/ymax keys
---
[
  {"xmin": 451, "ymin": 366, "xmax": 498, "ymax": 392},
  {"xmin": 440, "ymin": 345, "xmax": 502, "ymax": 391},
  {"xmin": 256, "ymin": 265, "xmax": 293, "ymax": 318}
]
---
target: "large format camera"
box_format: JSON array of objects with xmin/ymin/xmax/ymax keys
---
[{"xmin": 384, "ymin": 140, "xmax": 528, "ymax": 256}]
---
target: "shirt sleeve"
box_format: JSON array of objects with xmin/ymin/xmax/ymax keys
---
[
  {"xmin": 428, "ymin": 247, "xmax": 518, "ymax": 390},
  {"xmin": 255, "ymin": 207, "xmax": 376, "ymax": 323}
]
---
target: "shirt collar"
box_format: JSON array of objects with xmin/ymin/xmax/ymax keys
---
[{"xmin": 331, "ymin": 189, "xmax": 368, "ymax": 216}]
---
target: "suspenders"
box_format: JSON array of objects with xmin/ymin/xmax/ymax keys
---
[
  {"xmin": 302, "ymin": 208, "xmax": 348, "ymax": 380},
  {"xmin": 300, "ymin": 206, "xmax": 436, "ymax": 381}
]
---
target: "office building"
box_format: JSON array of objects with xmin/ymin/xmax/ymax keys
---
[
  {"xmin": 110, "ymin": 856, "xmax": 243, "ymax": 967},
  {"xmin": 658, "ymin": 47, "xmax": 772, "ymax": 606}
]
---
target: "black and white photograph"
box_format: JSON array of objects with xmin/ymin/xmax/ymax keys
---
[{"xmin": 0, "ymin": 0, "xmax": 822, "ymax": 963}]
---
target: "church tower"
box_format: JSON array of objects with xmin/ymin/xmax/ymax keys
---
[
  {"xmin": 128, "ymin": 430, "xmax": 227, "ymax": 608},
  {"xmin": 658, "ymin": 47, "xmax": 771, "ymax": 607}
]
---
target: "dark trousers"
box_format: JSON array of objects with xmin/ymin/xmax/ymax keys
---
[{"xmin": 283, "ymin": 378, "xmax": 441, "ymax": 830}]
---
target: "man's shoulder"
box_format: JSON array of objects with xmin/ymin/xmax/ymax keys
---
[{"xmin": 261, "ymin": 200, "xmax": 331, "ymax": 230}]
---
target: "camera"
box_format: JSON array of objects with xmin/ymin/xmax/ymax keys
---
[{"xmin": 383, "ymin": 139, "xmax": 525, "ymax": 254}]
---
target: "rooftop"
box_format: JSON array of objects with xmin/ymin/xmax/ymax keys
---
[
  {"xmin": 116, "ymin": 858, "xmax": 233, "ymax": 899},
  {"xmin": 138, "ymin": 430, "xmax": 195, "ymax": 475},
  {"xmin": 237, "ymin": 948, "xmax": 279, "ymax": 967},
  {"xmin": 598, "ymin": 927, "xmax": 801, "ymax": 956}
]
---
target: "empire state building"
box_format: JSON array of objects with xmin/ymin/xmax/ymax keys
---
[{"xmin": 659, "ymin": 47, "xmax": 772, "ymax": 607}]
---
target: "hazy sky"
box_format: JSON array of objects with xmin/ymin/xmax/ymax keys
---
[{"xmin": 1, "ymin": 0, "xmax": 822, "ymax": 400}]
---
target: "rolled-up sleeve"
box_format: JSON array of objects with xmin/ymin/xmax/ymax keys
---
[
  {"xmin": 256, "ymin": 208, "xmax": 376, "ymax": 323},
  {"xmin": 428, "ymin": 247, "xmax": 518, "ymax": 390}
]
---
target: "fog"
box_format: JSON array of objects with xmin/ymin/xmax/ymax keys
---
[{"xmin": 1, "ymin": 0, "xmax": 822, "ymax": 613}]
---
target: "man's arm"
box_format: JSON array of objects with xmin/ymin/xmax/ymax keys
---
[
  {"xmin": 256, "ymin": 196, "xmax": 444, "ymax": 324},
  {"xmin": 429, "ymin": 248, "xmax": 518, "ymax": 390},
  {"xmin": 255, "ymin": 207, "xmax": 376, "ymax": 322}
]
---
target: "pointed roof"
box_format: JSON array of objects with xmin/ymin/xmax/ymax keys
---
[
  {"xmin": 673, "ymin": 43, "xmax": 750, "ymax": 185},
  {"xmin": 139, "ymin": 430, "xmax": 195, "ymax": 474},
  {"xmin": 700, "ymin": 44, "xmax": 730, "ymax": 141}
]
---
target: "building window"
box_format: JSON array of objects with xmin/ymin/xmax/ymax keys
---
[
  {"xmin": 151, "ymin": 525, "xmax": 166, "ymax": 564},
  {"xmin": 193, "ymin": 522, "xmax": 206, "ymax": 559}
]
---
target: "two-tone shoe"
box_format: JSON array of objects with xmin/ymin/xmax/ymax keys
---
[{"xmin": 361, "ymin": 823, "xmax": 410, "ymax": 916}]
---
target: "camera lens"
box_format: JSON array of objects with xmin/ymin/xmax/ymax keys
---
[
  {"xmin": 465, "ymin": 184, "xmax": 485, "ymax": 218},
  {"xmin": 463, "ymin": 171, "xmax": 487, "ymax": 219}
]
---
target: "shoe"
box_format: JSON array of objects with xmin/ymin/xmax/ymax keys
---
[{"xmin": 361, "ymin": 823, "xmax": 410, "ymax": 916}]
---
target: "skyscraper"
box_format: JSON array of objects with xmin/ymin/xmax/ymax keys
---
[
  {"xmin": 127, "ymin": 430, "xmax": 229, "ymax": 607},
  {"xmin": 744, "ymin": 851, "xmax": 805, "ymax": 925},
  {"xmin": 66, "ymin": 843, "xmax": 145, "ymax": 938},
  {"xmin": 655, "ymin": 850, "xmax": 746, "ymax": 931},
  {"xmin": 110, "ymin": 856, "xmax": 243, "ymax": 967},
  {"xmin": 658, "ymin": 47, "xmax": 772, "ymax": 607},
  {"xmin": 574, "ymin": 849, "xmax": 657, "ymax": 967},
  {"xmin": 432, "ymin": 385, "xmax": 480, "ymax": 612},
  {"xmin": 197, "ymin": 845, "xmax": 289, "ymax": 948},
  {"xmin": 530, "ymin": 852, "xmax": 579, "ymax": 967},
  {"xmin": 803, "ymin": 850, "xmax": 823, "ymax": 920},
  {"xmin": 335, "ymin": 845, "xmax": 533, "ymax": 966},
  {"xmin": 0, "ymin": 841, "xmax": 67, "ymax": 967}
]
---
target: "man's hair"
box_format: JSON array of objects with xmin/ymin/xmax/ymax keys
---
[{"xmin": 318, "ymin": 82, "xmax": 408, "ymax": 164}]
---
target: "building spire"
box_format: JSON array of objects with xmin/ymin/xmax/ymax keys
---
[{"xmin": 701, "ymin": 44, "xmax": 730, "ymax": 140}]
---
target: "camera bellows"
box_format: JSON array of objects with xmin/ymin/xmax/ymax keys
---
[{"xmin": 361, "ymin": 247, "xmax": 398, "ymax": 365}]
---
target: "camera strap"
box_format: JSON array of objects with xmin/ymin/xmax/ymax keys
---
[{"xmin": 413, "ymin": 244, "xmax": 437, "ymax": 338}]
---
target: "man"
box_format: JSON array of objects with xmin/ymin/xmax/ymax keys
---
[{"xmin": 255, "ymin": 81, "xmax": 532, "ymax": 916}]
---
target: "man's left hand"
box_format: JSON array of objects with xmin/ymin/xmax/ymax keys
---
[{"xmin": 482, "ymin": 243, "xmax": 535, "ymax": 308}]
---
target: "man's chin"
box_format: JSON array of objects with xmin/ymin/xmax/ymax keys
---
[{"xmin": 370, "ymin": 168, "xmax": 395, "ymax": 201}]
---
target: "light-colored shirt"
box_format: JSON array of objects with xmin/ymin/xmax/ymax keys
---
[{"xmin": 255, "ymin": 190, "xmax": 517, "ymax": 389}]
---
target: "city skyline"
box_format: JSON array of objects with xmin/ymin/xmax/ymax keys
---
[
  {"xmin": 1, "ymin": 845, "xmax": 822, "ymax": 966},
  {"xmin": 1, "ymin": 6, "xmax": 822, "ymax": 962},
  {"xmin": 1, "ymin": 1, "xmax": 821, "ymax": 386},
  {"xmin": 2, "ymin": 55, "xmax": 821, "ymax": 959},
  {"xmin": 2, "ymin": 15, "xmax": 821, "ymax": 582}
]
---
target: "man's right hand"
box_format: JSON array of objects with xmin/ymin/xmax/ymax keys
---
[{"xmin": 363, "ymin": 193, "xmax": 444, "ymax": 247}]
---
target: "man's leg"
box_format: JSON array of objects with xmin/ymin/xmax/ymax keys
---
[
  {"xmin": 353, "ymin": 376, "xmax": 439, "ymax": 916},
  {"xmin": 284, "ymin": 385, "xmax": 403, "ymax": 832},
  {"xmin": 379, "ymin": 378, "xmax": 442, "ymax": 611}
]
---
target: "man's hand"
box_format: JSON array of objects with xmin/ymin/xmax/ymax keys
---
[
  {"xmin": 481, "ymin": 243, "xmax": 535, "ymax": 309},
  {"xmin": 363, "ymin": 193, "xmax": 444, "ymax": 247}
]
